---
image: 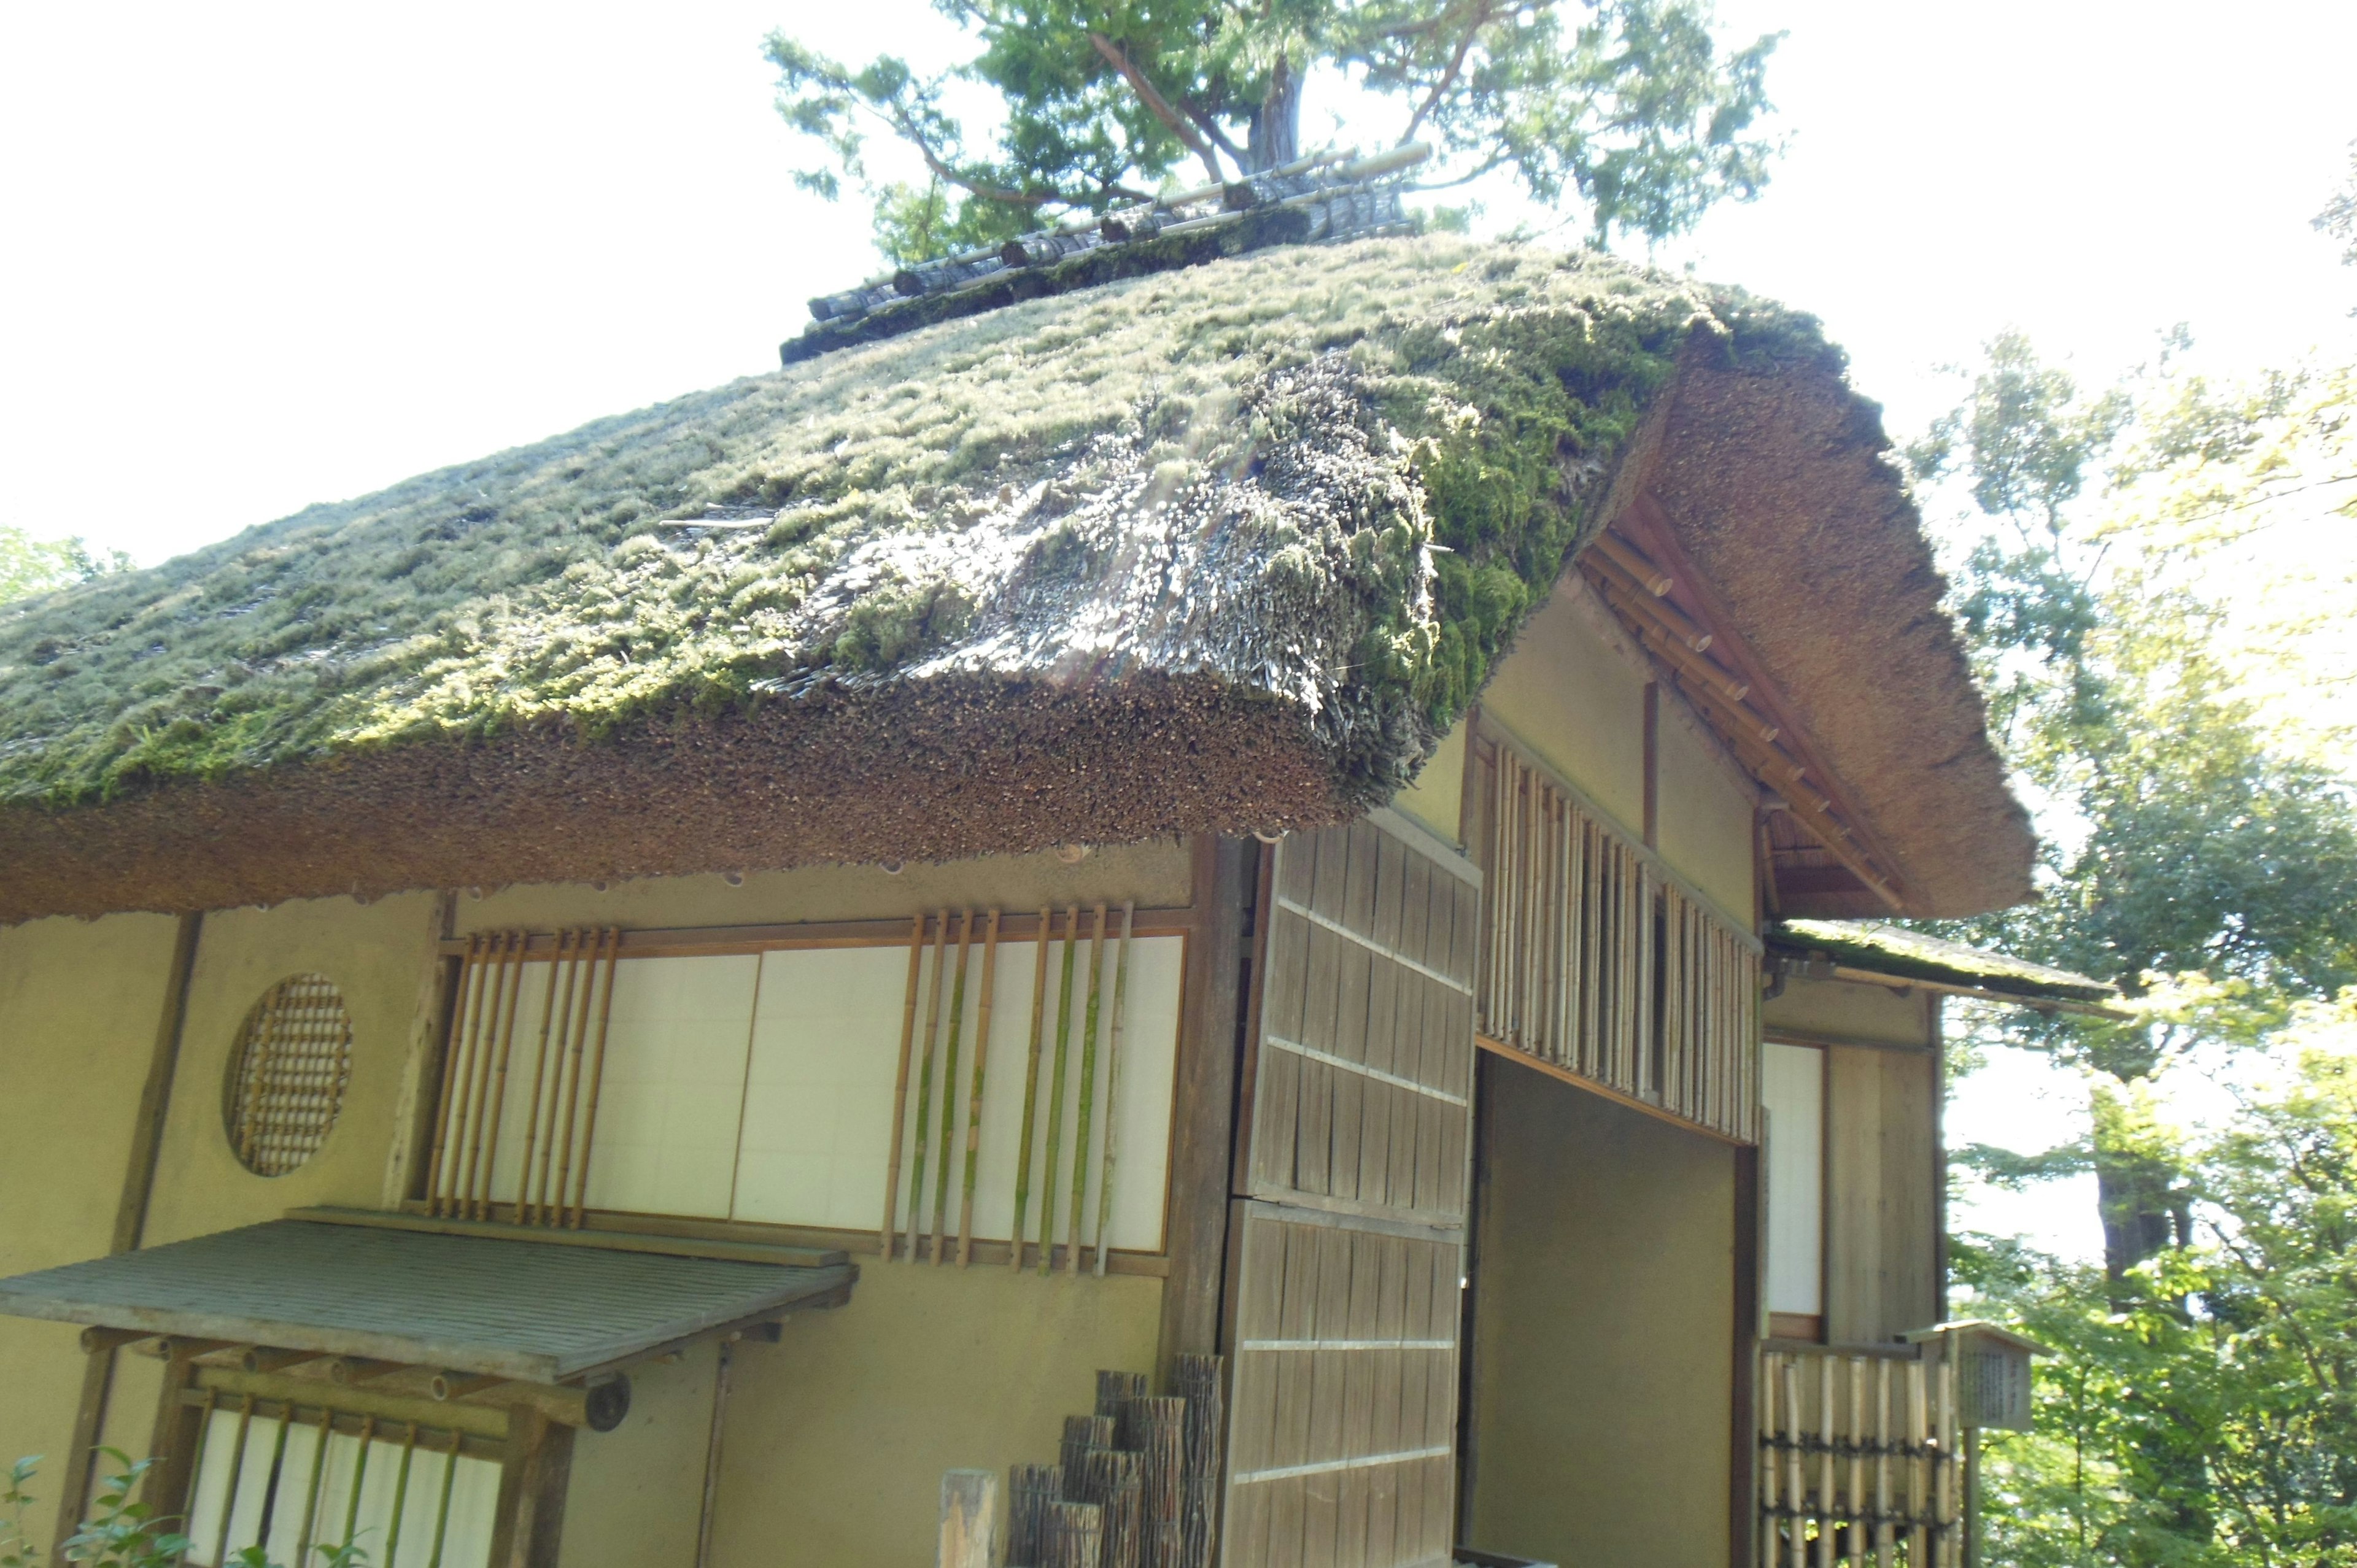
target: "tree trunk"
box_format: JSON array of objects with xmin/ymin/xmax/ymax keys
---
[
  {"xmin": 1247, "ymin": 55, "xmax": 1301, "ymax": 172},
  {"xmin": 2094, "ymin": 1145, "xmax": 2184, "ymax": 1289}
]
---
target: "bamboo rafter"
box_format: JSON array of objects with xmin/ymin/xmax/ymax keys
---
[
  {"xmin": 1758, "ymin": 1345, "xmax": 1961, "ymax": 1567},
  {"xmin": 1577, "ymin": 509, "xmax": 1909, "ymax": 912}
]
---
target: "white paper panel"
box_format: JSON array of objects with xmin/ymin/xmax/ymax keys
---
[
  {"xmin": 186, "ymin": 1408, "xmax": 499, "ymax": 1568},
  {"xmin": 485, "ymin": 954, "xmax": 760, "ymax": 1221},
  {"xmin": 732, "ymin": 933, "xmax": 1183, "ymax": 1251},
  {"xmin": 1762, "ymin": 1040, "xmax": 1825, "ymax": 1317}
]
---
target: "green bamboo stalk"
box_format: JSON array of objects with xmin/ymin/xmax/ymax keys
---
[
  {"xmin": 932, "ymin": 910, "xmax": 975, "ymax": 1267},
  {"xmin": 906, "ymin": 913, "xmax": 950, "ymax": 1260},
  {"xmin": 1038, "ymin": 905, "xmax": 1080, "ymax": 1275},
  {"xmin": 880, "ymin": 913, "xmax": 926, "ymax": 1259},
  {"xmin": 424, "ymin": 1429, "xmax": 462, "ymax": 1568},
  {"xmin": 339, "ymin": 1415, "xmax": 376, "ymax": 1554},
  {"xmin": 1067, "ymin": 903, "xmax": 1107, "ymax": 1275},
  {"xmin": 1010, "ymin": 908, "xmax": 1052, "ymax": 1271},
  {"xmin": 958, "ymin": 910, "xmax": 1001, "ymax": 1266},
  {"xmin": 211, "ymin": 1394, "xmax": 255, "ymax": 1568},
  {"xmin": 382, "ymin": 1422, "xmax": 418, "ymax": 1566},
  {"xmin": 1094, "ymin": 902, "xmax": 1135, "ymax": 1276},
  {"xmin": 293, "ymin": 1405, "xmax": 331, "ymax": 1568}
]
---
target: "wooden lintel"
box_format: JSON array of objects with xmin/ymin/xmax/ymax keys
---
[
  {"xmin": 289, "ymin": 1205, "xmax": 850, "ymax": 1270},
  {"xmin": 436, "ymin": 906, "xmax": 1196, "ymax": 961},
  {"xmin": 1476, "ymin": 1034, "xmax": 1754, "ymax": 1148}
]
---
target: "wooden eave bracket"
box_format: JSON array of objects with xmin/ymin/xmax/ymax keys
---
[{"xmin": 1578, "ymin": 495, "xmax": 1911, "ymax": 913}]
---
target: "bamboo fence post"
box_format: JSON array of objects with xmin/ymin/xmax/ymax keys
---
[
  {"xmin": 958, "ymin": 910, "xmax": 1002, "ymax": 1267},
  {"xmin": 433, "ymin": 933, "xmax": 487, "ymax": 1216},
  {"xmin": 293, "ymin": 1405, "xmax": 331, "ymax": 1568},
  {"xmin": 883, "ymin": 914, "xmax": 928, "ymax": 1259},
  {"xmin": 1849, "ymin": 1357, "xmax": 1868, "ymax": 1563},
  {"xmin": 1011, "ymin": 910, "xmax": 1052, "ymax": 1272},
  {"xmin": 1061, "ymin": 1415, "xmax": 1113, "ymax": 1489},
  {"xmin": 1042, "ymin": 1501, "xmax": 1102, "ymax": 1568},
  {"xmin": 1936, "ymin": 1352, "xmax": 1957, "ymax": 1568},
  {"xmin": 939, "ymin": 1469, "xmax": 1000, "ymax": 1568},
  {"xmin": 934, "ymin": 911, "xmax": 976, "ymax": 1267},
  {"xmin": 1133, "ymin": 1396, "xmax": 1184, "ymax": 1568},
  {"xmin": 339, "ymin": 1414, "xmax": 377, "ymax": 1551},
  {"xmin": 1781, "ymin": 1354, "xmax": 1803, "ymax": 1568},
  {"xmin": 1009, "ymin": 1463, "xmax": 1061, "ymax": 1567},
  {"xmin": 210, "ymin": 1393, "xmax": 256, "ymax": 1568},
  {"xmin": 1875, "ymin": 1356, "xmax": 1894, "ymax": 1568},
  {"xmin": 1068, "ymin": 903, "xmax": 1107, "ymax": 1275},
  {"xmin": 1759, "ymin": 1349, "xmax": 1778, "ymax": 1568},
  {"xmin": 1175, "ymin": 1352, "xmax": 1225, "ymax": 1568},
  {"xmin": 546, "ymin": 929, "xmax": 599, "ymax": 1226},
  {"xmin": 1039, "ymin": 908, "xmax": 1080, "ymax": 1275},
  {"xmin": 382, "ymin": 1421, "xmax": 419, "ymax": 1567},
  {"xmin": 1093, "ymin": 903, "xmax": 1134, "ymax": 1276},
  {"xmin": 907, "ymin": 913, "xmax": 951, "ymax": 1261},
  {"xmin": 515, "ymin": 930, "xmax": 573, "ymax": 1226},
  {"xmin": 1080, "ymin": 1449, "xmax": 1144, "ymax": 1568},
  {"xmin": 568, "ymin": 927, "xmax": 622, "ymax": 1227},
  {"xmin": 1907, "ymin": 1358, "xmax": 1928, "ymax": 1564},
  {"xmin": 468, "ymin": 934, "xmax": 526, "ymax": 1219},
  {"xmin": 1816, "ymin": 1351, "xmax": 1835, "ymax": 1568}
]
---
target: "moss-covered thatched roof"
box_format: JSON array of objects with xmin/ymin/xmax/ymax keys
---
[
  {"xmin": 0, "ymin": 236, "xmax": 2027, "ymax": 922},
  {"xmin": 1769, "ymin": 920, "xmax": 2115, "ymax": 1004}
]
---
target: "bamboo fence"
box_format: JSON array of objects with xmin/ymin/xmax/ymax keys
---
[{"xmin": 1758, "ymin": 1345, "xmax": 1960, "ymax": 1567}]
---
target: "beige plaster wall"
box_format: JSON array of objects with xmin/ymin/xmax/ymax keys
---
[
  {"xmin": 455, "ymin": 840, "xmax": 1193, "ymax": 938},
  {"xmin": 0, "ymin": 913, "xmax": 182, "ymax": 1483},
  {"xmin": 1464, "ymin": 1054, "xmax": 1735, "ymax": 1568},
  {"xmin": 1391, "ymin": 720, "xmax": 1469, "ymax": 846},
  {"xmin": 1654, "ymin": 702, "xmax": 1758, "ymax": 922},
  {"xmin": 1480, "ymin": 585, "xmax": 1647, "ymax": 833},
  {"xmin": 706, "ymin": 1263, "xmax": 1163, "ymax": 1566},
  {"xmin": 1763, "ymin": 975, "xmax": 1937, "ymax": 1051},
  {"xmin": 141, "ymin": 892, "xmax": 442, "ymax": 1248},
  {"xmin": 562, "ymin": 1342, "xmax": 724, "ymax": 1568}
]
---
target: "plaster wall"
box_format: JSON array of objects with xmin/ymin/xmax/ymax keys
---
[
  {"xmin": 139, "ymin": 892, "xmax": 442, "ymax": 1249},
  {"xmin": 0, "ymin": 913, "xmax": 181, "ymax": 1485},
  {"xmin": 1654, "ymin": 698, "xmax": 1759, "ymax": 922},
  {"xmin": 1763, "ymin": 975, "xmax": 1936, "ymax": 1050},
  {"xmin": 1463, "ymin": 1054, "xmax": 1736, "ymax": 1568},
  {"xmin": 1390, "ymin": 720, "xmax": 1468, "ymax": 846}
]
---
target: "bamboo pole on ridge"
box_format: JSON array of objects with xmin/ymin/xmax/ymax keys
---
[
  {"xmin": 958, "ymin": 910, "xmax": 1001, "ymax": 1267},
  {"xmin": 1011, "ymin": 909, "xmax": 1053, "ymax": 1272},
  {"xmin": 881, "ymin": 914, "xmax": 927, "ymax": 1259}
]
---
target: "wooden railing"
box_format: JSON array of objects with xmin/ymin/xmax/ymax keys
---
[{"xmin": 1759, "ymin": 1344, "xmax": 1959, "ymax": 1567}]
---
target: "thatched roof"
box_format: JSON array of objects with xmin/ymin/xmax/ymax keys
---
[
  {"xmin": 1769, "ymin": 920, "xmax": 2115, "ymax": 1005},
  {"xmin": 0, "ymin": 236, "xmax": 2032, "ymax": 923}
]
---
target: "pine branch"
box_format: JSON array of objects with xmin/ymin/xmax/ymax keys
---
[{"xmin": 1086, "ymin": 31, "xmax": 1229, "ymax": 185}]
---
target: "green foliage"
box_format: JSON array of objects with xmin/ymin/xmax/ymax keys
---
[
  {"xmin": 767, "ymin": 0, "xmax": 1781, "ymax": 260},
  {"xmin": 1959, "ymin": 1020, "xmax": 2357, "ymax": 1566},
  {"xmin": 0, "ymin": 526, "xmax": 130, "ymax": 606},
  {"xmin": 2317, "ymin": 142, "xmax": 2356, "ymax": 271},
  {"xmin": 1, "ymin": 1452, "xmax": 199, "ymax": 1568}
]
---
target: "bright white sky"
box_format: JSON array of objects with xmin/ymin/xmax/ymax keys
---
[{"xmin": 6, "ymin": 0, "xmax": 2354, "ymax": 1258}]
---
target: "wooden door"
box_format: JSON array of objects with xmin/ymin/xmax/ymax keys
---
[{"xmin": 1223, "ymin": 813, "xmax": 1479, "ymax": 1568}]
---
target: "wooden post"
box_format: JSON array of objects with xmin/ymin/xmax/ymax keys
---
[
  {"xmin": 940, "ymin": 1469, "xmax": 1002, "ymax": 1568},
  {"xmin": 58, "ymin": 910, "xmax": 202, "ymax": 1562},
  {"xmin": 488, "ymin": 1406, "xmax": 576, "ymax": 1568},
  {"xmin": 883, "ymin": 914, "xmax": 927, "ymax": 1259},
  {"xmin": 1010, "ymin": 909, "xmax": 1053, "ymax": 1272},
  {"xmin": 695, "ymin": 1340, "xmax": 736, "ymax": 1568},
  {"xmin": 1160, "ymin": 837, "xmax": 1251, "ymax": 1376},
  {"xmin": 935, "ymin": 911, "xmax": 976, "ymax": 1266},
  {"xmin": 137, "ymin": 1349, "xmax": 206, "ymax": 1533}
]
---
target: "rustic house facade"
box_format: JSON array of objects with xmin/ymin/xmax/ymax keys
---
[{"xmin": 0, "ymin": 228, "xmax": 2102, "ymax": 1568}]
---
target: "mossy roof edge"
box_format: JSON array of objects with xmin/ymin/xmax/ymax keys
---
[{"xmin": 1768, "ymin": 919, "xmax": 2115, "ymax": 1002}]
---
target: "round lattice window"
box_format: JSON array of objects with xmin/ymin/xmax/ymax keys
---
[{"xmin": 223, "ymin": 973, "xmax": 354, "ymax": 1176}]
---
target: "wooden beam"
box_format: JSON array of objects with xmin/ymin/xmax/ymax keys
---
[
  {"xmin": 1159, "ymin": 834, "xmax": 1252, "ymax": 1383},
  {"xmin": 58, "ymin": 911, "xmax": 203, "ymax": 1562},
  {"xmin": 436, "ymin": 907, "xmax": 1196, "ymax": 960},
  {"xmin": 285, "ymin": 1205, "xmax": 850, "ymax": 1269},
  {"xmin": 1475, "ymin": 1035, "xmax": 1754, "ymax": 1148},
  {"xmin": 489, "ymin": 1407, "xmax": 576, "ymax": 1568}
]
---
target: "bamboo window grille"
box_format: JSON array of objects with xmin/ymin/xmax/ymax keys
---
[
  {"xmin": 425, "ymin": 930, "xmax": 621, "ymax": 1226},
  {"xmin": 1758, "ymin": 1345, "xmax": 1960, "ymax": 1567},
  {"xmin": 1473, "ymin": 735, "xmax": 1762, "ymax": 1142},
  {"xmin": 181, "ymin": 1390, "xmax": 500, "ymax": 1568},
  {"xmin": 225, "ymin": 975, "xmax": 355, "ymax": 1176}
]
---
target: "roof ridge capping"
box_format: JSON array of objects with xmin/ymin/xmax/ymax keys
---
[{"xmin": 0, "ymin": 238, "xmax": 2030, "ymax": 923}]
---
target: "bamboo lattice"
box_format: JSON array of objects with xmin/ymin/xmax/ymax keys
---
[
  {"xmin": 1757, "ymin": 1346, "xmax": 1960, "ymax": 1567},
  {"xmin": 227, "ymin": 974, "xmax": 355, "ymax": 1176},
  {"xmin": 1476, "ymin": 735, "xmax": 1762, "ymax": 1141},
  {"xmin": 425, "ymin": 929, "xmax": 621, "ymax": 1226}
]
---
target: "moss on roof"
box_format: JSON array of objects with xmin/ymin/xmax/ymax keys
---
[
  {"xmin": 0, "ymin": 237, "xmax": 1825, "ymax": 821},
  {"xmin": 1769, "ymin": 919, "xmax": 2116, "ymax": 1003}
]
